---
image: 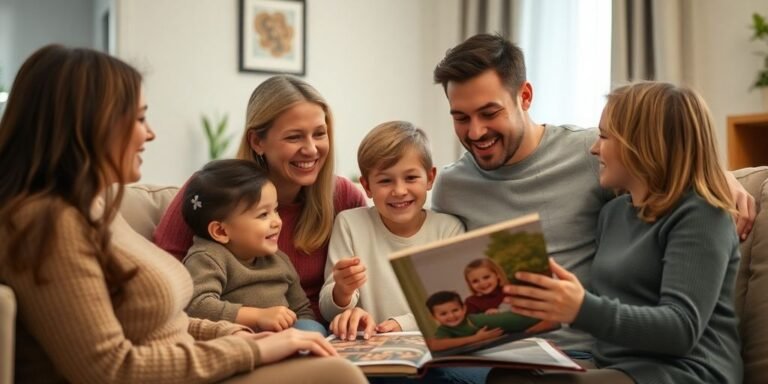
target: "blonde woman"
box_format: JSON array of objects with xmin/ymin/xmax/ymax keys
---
[
  {"xmin": 0, "ymin": 45, "xmax": 366, "ymax": 384},
  {"xmin": 155, "ymin": 76, "xmax": 366, "ymax": 325},
  {"xmin": 496, "ymin": 82, "xmax": 742, "ymax": 383}
]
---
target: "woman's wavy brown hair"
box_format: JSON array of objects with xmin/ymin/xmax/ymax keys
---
[
  {"xmin": 0, "ymin": 45, "xmax": 142, "ymax": 299},
  {"xmin": 236, "ymin": 76, "xmax": 335, "ymax": 253},
  {"xmin": 602, "ymin": 82, "xmax": 734, "ymax": 222}
]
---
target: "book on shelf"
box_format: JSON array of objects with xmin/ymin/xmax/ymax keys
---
[{"xmin": 329, "ymin": 213, "xmax": 585, "ymax": 376}]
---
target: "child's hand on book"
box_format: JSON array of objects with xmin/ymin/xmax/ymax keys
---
[
  {"xmin": 330, "ymin": 307, "xmax": 376, "ymax": 341},
  {"xmin": 250, "ymin": 306, "xmax": 298, "ymax": 332},
  {"xmin": 503, "ymin": 258, "xmax": 585, "ymax": 324},
  {"xmin": 375, "ymin": 319, "xmax": 402, "ymax": 333},
  {"xmin": 331, "ymin": 257, "xmax": 368, "ymax": 307}
]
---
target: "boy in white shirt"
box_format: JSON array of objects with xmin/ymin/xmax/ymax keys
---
[{"xmin": 319, "ymin": 121, "xmax": 465, "ymax": 340}]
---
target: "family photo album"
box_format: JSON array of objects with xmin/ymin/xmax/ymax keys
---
[{"xmin": 328, "ymin": 214, "xmax": 584, "ymax": 376}]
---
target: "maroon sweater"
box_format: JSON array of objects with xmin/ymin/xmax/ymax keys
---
[
  {"xmin": 153, "ymin": 176, "xmax": 366, "ymax": 319},
  {"xmin": 465, "ymin": 286, "xmax": 506, "ymax": 314}
]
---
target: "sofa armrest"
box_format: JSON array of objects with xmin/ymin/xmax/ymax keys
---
[
  {"xmin": 733, "ymin": 167, "xmax": 768, "ymax": 315},
  {"xmin": 734, "ymin": 166, "xmax": 768, "ymax": 384},
  {"xmin": 119, "ymin": 184, "xmax": 179, "ymax": 241},
  {"xmin": 0, "ymin": 284, "xmax": 15, "ymax": 384}
]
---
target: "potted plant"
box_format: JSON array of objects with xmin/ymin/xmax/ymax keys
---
[
  {"xmin": 750, "ymin": 12, "xmax": 768, "ymax": 110},
  {"xmin": 201, "ymin": 113, "xmax": 233, "ymax": 160}
]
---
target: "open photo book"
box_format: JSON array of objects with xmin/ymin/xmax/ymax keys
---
[
  {"xmin": 328, "ymin": 213, "xmax": 584, "ymax": 376},
  {"xmin": 327, "ymin": 331, "xmax": 583, "ymax": 376}
]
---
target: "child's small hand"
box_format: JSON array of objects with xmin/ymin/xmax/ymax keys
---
[
  {"xmin": 375, "ymin": 319, "xmax": 402, "ymax": 333},
  {"xmin": 484, "ymin": 308, "xmax": 499, "ymax": 315},
  {"xmin": 331, "ymin": 257, "xmax": 367, "ymax": 306},
  {"xmin": 473, "ymin": 326, "xmax": 504, "ymax": 342},
  {"xmin": 253, "ymin": 306, "xmax": 298, "ymax": 332}
]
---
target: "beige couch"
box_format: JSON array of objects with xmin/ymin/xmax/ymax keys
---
[
  {"xmin": 1, "ymin": 172, "xmax": 767, "ymax": 383},
  {"xmin": 732, "ymin": 167, "xmax": 768, "ymax": 384}
]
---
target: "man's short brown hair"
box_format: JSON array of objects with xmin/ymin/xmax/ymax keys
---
[{"xmin": 433, "ymin": 33, "xmax": 526, "ymax": 96}]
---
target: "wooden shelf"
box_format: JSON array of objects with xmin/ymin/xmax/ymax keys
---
[{"xmin": 727, "ymin": 113, "xmax": 768, "ymax": 170}]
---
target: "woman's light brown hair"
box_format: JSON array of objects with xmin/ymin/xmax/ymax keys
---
[
  {"xmin": 236, "ymin": 76, "xmax": 335, "ymax": 253},
  {"xmin": 602, "ymin": 82, "xmax": 734, "ymax": 222}
]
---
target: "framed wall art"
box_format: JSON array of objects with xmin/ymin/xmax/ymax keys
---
[{"xmin": 239, "ymin": 0, "xmax": 306, "ymax": 75}]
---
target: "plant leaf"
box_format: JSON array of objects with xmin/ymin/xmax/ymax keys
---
[{"xmin": 217, "ymin": 114, "xmax": 229, "ymax": 136}]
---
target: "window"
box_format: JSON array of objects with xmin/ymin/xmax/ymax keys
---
[{"xmin": 516, "ymin": 0, "xmax": 612, "ymax": 128}]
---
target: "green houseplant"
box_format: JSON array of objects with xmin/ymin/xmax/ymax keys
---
[
  {"xmin": 201, "ymin": 113, "xmax": 233, "ymax": 160},
  {"xmin": 751, "ymin": 13, "xmax": 768, "ymax": 88},
  {"xmin": 750, "ymin": 13, "xmax": 768, "ymax": 110}
]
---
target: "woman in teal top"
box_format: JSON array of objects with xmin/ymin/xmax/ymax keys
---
[{"xmin": 493, "ymin": 82, "xmax": 742, "ymax": 384}]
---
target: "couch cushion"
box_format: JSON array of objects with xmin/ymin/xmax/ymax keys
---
[
  {"xmin": 733, "ymin": 167, "xmax": 768, "ymax": 315},
  {"xmin": 0, "ymin": 284, "xmax": 15, "ymax": 384},
  {"xmin": 734, "ymin": 167, "xmax": 768, "ymax": 384},
  {"xmin": 119, "ymin": 184, "xmax": 178, "ymax": 240}
]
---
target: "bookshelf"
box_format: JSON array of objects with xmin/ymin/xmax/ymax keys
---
[{"xmin": 727, "ymin": 113, "xmax": 768, "ymax": 170}]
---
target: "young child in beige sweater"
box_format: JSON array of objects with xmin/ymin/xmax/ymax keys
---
[{"xmin": 182, "ymin": 159, "xmax": 326, "ymax": 335}]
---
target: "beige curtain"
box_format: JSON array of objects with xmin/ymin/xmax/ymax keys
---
[
  {"xmin": 611, "ymin": 0, "xmax": 696, "ymax": 87},
  {"xmin": 460, "ymin": 0, "xmax": 522, "ymax": 40},
  {"xmin": 457, "ymin": 0, "xmax": 523, "ymax": 157}
]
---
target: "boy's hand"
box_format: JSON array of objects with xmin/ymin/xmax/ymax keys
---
[
  {"xmin": 375, "ymin": 319, "xmax": 402, "ymax": 333},
  {"xmin": 484, "ymin": 308, "xmax": 499, "ymax": 315},
  {"xmin": 252, "ymin": 306, "xmax": 297, "ymax": 332},
  {"xmin": 473, "ymin": 326, "xmax": 504, "ymax": 342},
  {"xmin": 330, "ymin": 307, "xmax": 376, "ymax": 341},
  {"xmin": 331, "ymin": 257, "xmax": 367, "ymax": 306}
]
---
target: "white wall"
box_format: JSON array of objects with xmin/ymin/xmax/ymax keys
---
[
  {"xmin": 689, "ymin": 0, "xmax": 768, "ymax": 163},
  {"xmin": 116, "ymin": 0, "xmax": 462, "ymax": 185},
  {"xmin": 0, "ymin": 0, "xmax": 95, "ymax": 89}
]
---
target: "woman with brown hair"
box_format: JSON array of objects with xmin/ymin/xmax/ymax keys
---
[
  {"xmin": 494, "ymin": 82, "xmax": 742, "ymax": 383},
  {"xmin": 0, "ymin": 45, "xmax": 366, "ymax": 383},
  {"xmin": 154, "ymin": 76, "xmax": 366, "ymax": 326}
]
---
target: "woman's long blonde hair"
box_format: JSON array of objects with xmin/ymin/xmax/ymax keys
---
[
  {"xmin": 603, "ymin": 82, "xmax": 734, "ymax": 222},
  {"xmin": 0, "ymin": 45, "xmax": 141, "ymax": 298},
  {"xmin": 236, "ymin": 76, "xmax": 335, "ymax": 252}
]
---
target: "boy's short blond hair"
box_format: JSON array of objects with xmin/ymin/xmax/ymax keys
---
[{"xmin": 357, "ymin": 121, "xmax": 433, "ymax": 179}]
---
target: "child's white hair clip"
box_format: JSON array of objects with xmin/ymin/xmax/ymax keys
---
[{"xmin": 190, "ymin": 195, "xmax": 202, "ymax": 211}]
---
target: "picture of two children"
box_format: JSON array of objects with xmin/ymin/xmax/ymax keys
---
[{"xmin": 389, "ymin": 217, "xmax": 557, "ymax": 355}]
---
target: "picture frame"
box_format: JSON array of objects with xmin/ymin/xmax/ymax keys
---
[{"xmin": 238, "ymin": 0, "xmax": 306, "ymax": 75}]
